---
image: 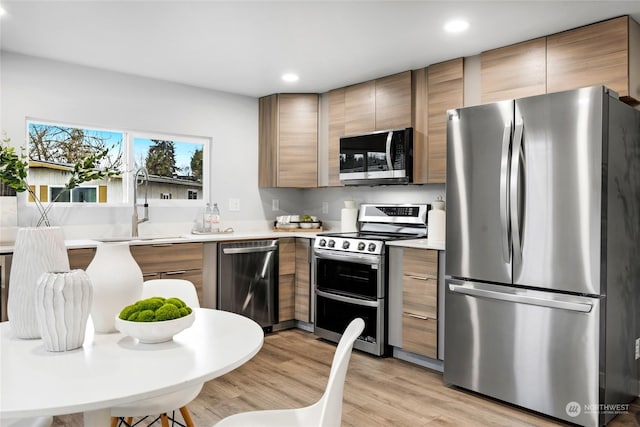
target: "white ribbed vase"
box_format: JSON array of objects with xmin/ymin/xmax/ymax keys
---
[
  {"xmin": 35, "ymin": 270, "xmax": 93, "ymax": 352},
  {"xmin": 86, "ymin": 242, "xmax": 143, "ymax": 333},
  {"xmin": 8, "ymin": 227, "xmax": 70, "ymax": 339}
]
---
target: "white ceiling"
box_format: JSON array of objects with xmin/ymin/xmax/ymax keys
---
[{"xmin": 2, "ymin": 1, "xmax": 640, "ymax": 98}]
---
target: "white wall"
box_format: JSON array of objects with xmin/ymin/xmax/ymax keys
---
[
  {"xmin": 0, "ymin": 51, "xmax": 300, "ymax": 236},
  {"xmin": 0, "ymin": 51, "xmax": 447, "ymax": 238}
]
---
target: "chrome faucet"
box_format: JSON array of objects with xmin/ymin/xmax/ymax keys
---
[{"xmin": 132, "ymin": 167, "xmax": 149, "ymax": 238}]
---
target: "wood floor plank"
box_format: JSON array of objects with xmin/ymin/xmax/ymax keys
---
[{"xmin": 52, "ymin": 328, "xmax": 640, "ymax": 427}]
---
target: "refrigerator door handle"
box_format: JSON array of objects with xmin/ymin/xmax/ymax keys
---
[
  {"xmin": 499, "ymin": 122, "xmax": 513, "ymax": 263},
  {"xmin": 510, "ymin": 121, "xmax": 524, "ymax": 266},
  {"xmin": 448, "ymin": 283, "xmax": 593, "ymax": 313}
]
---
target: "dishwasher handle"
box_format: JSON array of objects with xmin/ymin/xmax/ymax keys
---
[
  {"xmin": 222, "ymin": 246, "xmax": 277, "ymax": 255},
  {"xmin": 448, "ymin": 283, "xmax": 593, "ymax": 313}
]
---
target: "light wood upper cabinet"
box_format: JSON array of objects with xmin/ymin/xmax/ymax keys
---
[
  {"xmin": 547, "ymin": 16, "xmax": 640, "ymax": 104},
  {"xmin": 481, "ymin": 37, "xmax": 547, "ymax": 104},
  {"xmin": 344, "ymin": 81, "xmax": 375, "ymax": 135},
  {"xmin": 258, "ymin": 93, "xmax": 318, "ymax": 188},
  {"xmin": 375, "ymin": 71, "xmax": 412, "ymax": 130},
  {"xmin": 412, "ymin": 67, "xmax": 428, "ymax": 184},
  {"xmin": 427, "ymin": 58, "xmax": 463, "ymax": 184},
  {"xmin": 327, "ymin": 88, "xmax": 345, "ymax": 187}
]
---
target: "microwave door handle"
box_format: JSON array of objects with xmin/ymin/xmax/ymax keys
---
[{"xmin": 385, "ymin": 131, "xmax": 393, "ymax": 170}]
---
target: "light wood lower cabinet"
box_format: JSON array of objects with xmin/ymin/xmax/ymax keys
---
[
  {"xmin": 400, "ymin": 248, "xmax": 439, "ymax": 359},
  {"xmin": 294, "ymin": 238, "xmax": 311, "ymax": 323},
  {"xmin": 278, "ymin": 238, "xmax": 296, "ymax": 322}
]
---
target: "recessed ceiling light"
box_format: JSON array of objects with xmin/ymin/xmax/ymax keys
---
[
  {"xmin": 282, "ymin": 73, "xmax": 299, "ymax": 83},
  {"xmin": 0, "ymin": 6, "xmax": 6, "ymax": 16},
  {"xmin": 444, "ymin": 19, "xmax": 469, "ymax": 33}
]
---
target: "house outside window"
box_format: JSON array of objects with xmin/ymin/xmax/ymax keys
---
[{"xmin": 187, "ymin": 189, "xmax": 198, "ymax": 200}]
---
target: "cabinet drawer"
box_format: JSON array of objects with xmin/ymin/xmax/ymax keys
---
[
  {"xmin": 131, "ymin": 243, "xmax": 203, "ymax": 274},
  {"xmin": 402, "ymin": 314, "xmax": 437, "ymax": 359},
  {"xmin": 402, "ymin": 275, "xmax": 437, "ymax": 319},
  {"xmin": 402, "ymin": 248, "xmax": 437, "ymax": 278},
  {"xmin": 279, "ymin": 273, "xmax": 295, "ymax": 322},
  {"xmin": 68, "ymin": 248, "xmax": 96, "ymax": 270}
]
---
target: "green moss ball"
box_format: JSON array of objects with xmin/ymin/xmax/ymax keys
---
[
  {"xmin": 155, "ymin": 303, "xmax": 181, "ymax": 321},
  {"xmin": 165, "ymin": 297, "xmax": 186, "ymax": 308},
  {"xmin": 118, "ymin": 296, "xmax": 193, "ymax": 322}
]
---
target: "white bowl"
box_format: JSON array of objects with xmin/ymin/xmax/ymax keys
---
[
  {"xmin": 115, "ymin": 312, "xmax": 195, "ymax": 343},
  {"xmin": 299, "ymin": 222, "xmax": 313, "ymax": 229}
]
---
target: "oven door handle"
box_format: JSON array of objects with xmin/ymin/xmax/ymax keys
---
[
  {"xmin": 316, "ymin": 289, "xmax": 380, "ymax": 308},
  {"xmin": 313, "ymin": 249, "xmax": 381, "ymax": 265}
]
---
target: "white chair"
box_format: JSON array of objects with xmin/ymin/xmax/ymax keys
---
[
  {"xmin": 214, "ymin": 317, "xmax": 365, "ymax": 427},
  {"xmin": 110, "ymin": 279, "xmax": 202, "ymax": 427},
  {"xmin": 0, "ymin": 417, "xmax": 53, "ymax": 427}
]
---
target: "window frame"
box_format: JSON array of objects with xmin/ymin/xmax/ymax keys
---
[{"xmin": 25, "ymin": 118, "xmax": 211, "ymax": 207}]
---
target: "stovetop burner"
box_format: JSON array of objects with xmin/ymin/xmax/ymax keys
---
[{"xmin": 314, "ymin": 203, "xmax": 429, "ymax": 254}]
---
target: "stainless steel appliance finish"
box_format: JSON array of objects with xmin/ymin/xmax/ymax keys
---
[
  {"xmin": 217, "ymin": 240, "xmax": 278, "ymax": 330},
  {"xmin": 339, "ymin": 128, "xmax": 413, "ymax": 185},
  {"xmin": 445, "ymin": 86, "xmax": 640, "ymax": 427},
  {"xmin": 314, "ymin": 203, "xmax": 428, "ymax": 356}
]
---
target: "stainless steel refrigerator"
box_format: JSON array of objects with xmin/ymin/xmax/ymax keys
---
[{"xmin": 444, "ymin": 86, "xmax": 640, "ymax": 426}]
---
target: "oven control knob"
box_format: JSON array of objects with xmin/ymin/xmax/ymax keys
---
[
  {"xmin": 368, "ymin": 243, "xmax": 377, "ymax": 252},
  {"xmin": 319, "ymin": 239, "xmax": 327, "ymax": 247},
  {"xmin": 357, "ymin": 242, "xmax": 366, "ymax": 251},
  {"xmin": 342, "ymin": 241, "xmax": 350, "ymax": 249},
  {"xmin": 328, "ymin": 239, "xmax": 336, "ymax": 248}
]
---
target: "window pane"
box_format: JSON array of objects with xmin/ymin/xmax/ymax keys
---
[
  {"xmin": 133, "ymin": 137, "xmax": 204, "ymax": 200},
  {"xmin": 50, "ymin": 187, "xmax": 70, "ymax": 202},
  {"xmin": 28, "ymin": 122, "xmax": 124, "ymax": 204},
  {"xmin": 72, "ymin": 187, "xmax": 97, "ymax": 203}
]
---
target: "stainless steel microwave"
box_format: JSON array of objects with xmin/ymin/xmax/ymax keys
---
[{"xmin": 339, "ymin": 127, "xmax": 413, "ymax": 185}]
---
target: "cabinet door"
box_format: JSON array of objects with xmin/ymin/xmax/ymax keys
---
[
  {"xmin": 279, "ymin": 238, "xmax": 296, "ymax": 321},
  {"xmin": 427, "ymin": 58, "xmax": 463, "ymax": 184},
  {"xmin": 481, "ymin": 38, "xmax": 547, "ymax": 104},
  {"xmin": 412, "ymin": 67, "xmax": 429, "ymax": 184},
  {"xmin": 294, "ymin": 238, "xmax": 311, "ymax": 322},
  {"xmin": 402, "ymin": 314, "xmax": 437, "ymax": 359},
  {"xmin": 345, "ymin": 81, "xmax": 375, "ymax": 135},
  {"xmin": 278, "ymin": 94, "xmax": 318, "ymax": 188},
  {"xmin": 258, "ymin": 94, "xmax": 278, "ymax": 188},
  {"xmin": 375, "ymin": 71, "xmax": 412, "ymax": 130},
  {"xmin": 327, "ymin": 88, "xmax": 345, "ymax": 187},
  {"xmin": 547, "ymin": 16, "xmax": 638, "ymax": 102}
]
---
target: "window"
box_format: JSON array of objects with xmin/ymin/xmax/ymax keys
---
[{"xmin": 26, "ymin": 119, "xmax": 210, "ymax": 205}]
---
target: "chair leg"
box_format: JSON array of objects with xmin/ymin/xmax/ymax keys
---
[
  {"xmin": 160, "ymin": 413, "xmax": 170, "ymax": 427},
  {"xmin": 179, "ymin": 406, "xmax": 196, "ymax": 427},
  {"xmin": 125, "ymin": 417, "xmax": 133, "ymax": 426},
  {"xmin": 110, "ymin": 417, "xmax": 119, "ymax": 427}
]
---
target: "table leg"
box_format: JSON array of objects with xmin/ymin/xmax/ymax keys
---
[{"xmin": 83, "ymin": 408, "xmax": 111, "ymax": 426}]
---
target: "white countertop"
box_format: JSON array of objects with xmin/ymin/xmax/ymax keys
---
[
  {"xmin": 386, "ymin": 238, "xmax": 445, "ymax": 251},
  {"xmin": 0, "ymin": 230, "xmax": 322, "ymax": 254}
]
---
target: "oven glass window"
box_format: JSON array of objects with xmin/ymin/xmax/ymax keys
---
[
  {"xmin": 316, "ymin": 258, "xmax": 379, "ymax": 299},
  {"xmin": 316, "ymin": 295, "xmax": 377, "ymax": 344}
]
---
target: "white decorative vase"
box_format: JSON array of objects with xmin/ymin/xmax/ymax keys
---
[
  {"xmin": 35, "ymin": 270, "xmax": 93, "ymax": 351},
  {"xmin": 8, "ymin": 227, "xmax": 70, "ymax": 339},
  {"xmin": 341, "ymin": 200, "xmax": 358, "ymax": 232},
  {"xmin": 86, "ymin": 242, "xmax": 143, "ymax": 333}
]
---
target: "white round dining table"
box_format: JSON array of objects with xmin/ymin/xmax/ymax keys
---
[{"xmin": 0, "ymin": 308, "xmax": 264, "ymax": 426}]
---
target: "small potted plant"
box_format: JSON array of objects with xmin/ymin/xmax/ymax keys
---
[{"xmin": 0, "ymin": 132, "xmax": 119, "ymax": 338}]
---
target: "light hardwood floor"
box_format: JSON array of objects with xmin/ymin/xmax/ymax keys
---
[{"xmin": 53, "ymin": 328, "xmax": 640, "ymax": 426}]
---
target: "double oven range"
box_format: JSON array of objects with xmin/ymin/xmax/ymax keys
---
[{"xmin": 313, "ymin": 203, "xmax": 429, "ymax": 356}]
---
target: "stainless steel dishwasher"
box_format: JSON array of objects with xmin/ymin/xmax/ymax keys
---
[{"xmin": 217, "ymin": 240, "xmax": 278, "ymax": 331}]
